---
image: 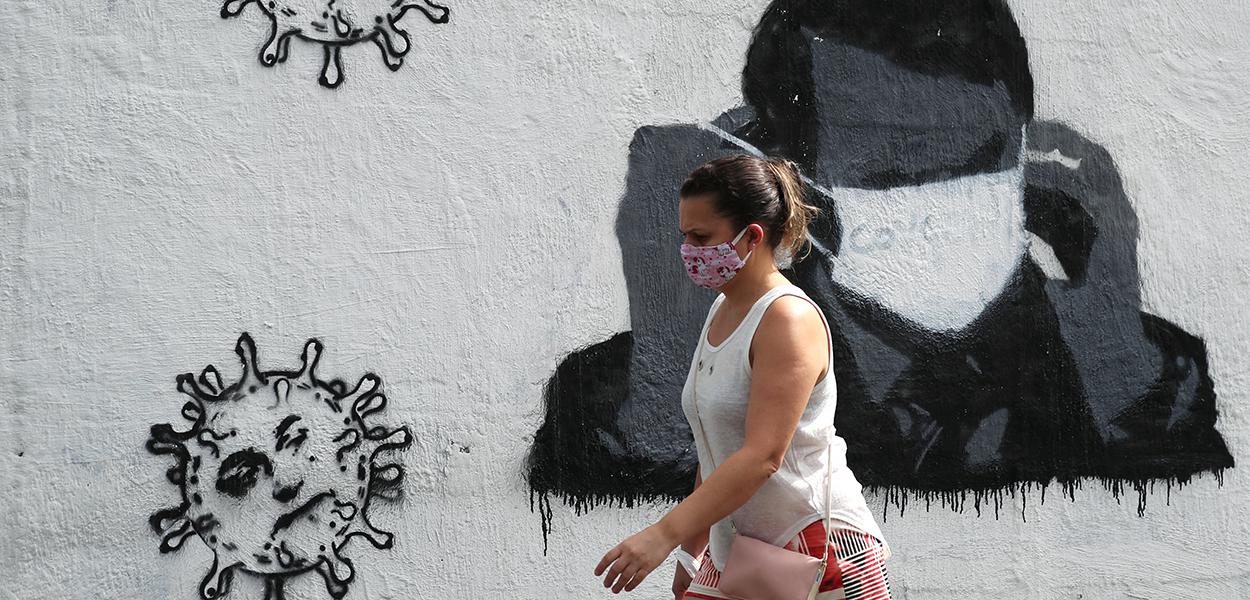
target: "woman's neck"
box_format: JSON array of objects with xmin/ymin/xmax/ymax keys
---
[{"xmin": 719, "ymin": 259, "xmax": 789, "ymax": 305}]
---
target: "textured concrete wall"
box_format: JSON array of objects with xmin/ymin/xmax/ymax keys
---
[{"xmin": 2, "ymin": 1, "xmax": 1248, "ymax": 599}]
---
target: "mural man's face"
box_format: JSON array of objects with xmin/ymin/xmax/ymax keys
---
[{"xmin": 792, "ymin": 34, "xmax": 1032, "ymax": 332}]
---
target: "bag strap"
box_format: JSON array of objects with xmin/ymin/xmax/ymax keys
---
[{"xmin": 690, "ymin": 287, "xmax": 836, "ymax": 565}]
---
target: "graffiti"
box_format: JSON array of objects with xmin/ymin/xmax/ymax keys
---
[
  {"xmin": 843, "ymin": 214, "xmax": 944, "ymax": 255},
  {"xmin": 527, "ymin": 0, "xmax": 1233, "ymax": 548},
  {"xmin": 219, "ymin": 0, "xmax": 450, "ymax": 88},
  {"xmin": 147, "ymin": 333, "xmax": 412, "ymax": 599}
]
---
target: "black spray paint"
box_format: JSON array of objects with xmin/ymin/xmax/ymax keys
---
[
  {"xmin": 527, "ymin": 0, "xmax": 1233, "ymax": 551},
  {"xmin": 148, "ymin": 333, "xmax": 412, "ymax": 599},
  {"xmin": 219, "ymin": 0, "xmax": 450, "ymax": 88}
]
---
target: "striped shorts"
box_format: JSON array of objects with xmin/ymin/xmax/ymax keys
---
[{"xmin": 681, "ymin": 520, "xmax": 893, "ymax": 600}]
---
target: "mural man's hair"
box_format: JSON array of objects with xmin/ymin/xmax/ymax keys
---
[{"xmin": 741, "ymin": 0, "xmax": 1034, "ymax": 164}]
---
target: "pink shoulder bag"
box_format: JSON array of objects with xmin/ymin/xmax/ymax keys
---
[{"xmin": 689, "ymin": 337, "xmax": 836, "ymax": 600}]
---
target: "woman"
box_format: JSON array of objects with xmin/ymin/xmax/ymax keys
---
[{"xmin": 594, "ymin": 154, "xmax": 893, "ymax": 599}]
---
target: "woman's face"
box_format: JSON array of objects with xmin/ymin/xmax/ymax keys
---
[{"xmin": 677, "ymin": 194, "xmax": 736, "ymax": 248}]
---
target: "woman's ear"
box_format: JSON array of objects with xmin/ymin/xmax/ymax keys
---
[{"xmin": 749, "ymin": 223, "xmax": 765, "ymax": 247}]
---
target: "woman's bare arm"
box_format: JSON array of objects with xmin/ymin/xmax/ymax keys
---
[{"xmin": 679, "ymin": 471, "xmax": 709, "ymax": 556}]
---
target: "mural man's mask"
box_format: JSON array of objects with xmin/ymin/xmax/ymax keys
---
[
  {"xmin": 808, "ymin": 139, "xmax": 1029, "ymax": 333},
  {"xmin": 698, "ymin": 121, "xmax": 1030, "ymax": 333}
]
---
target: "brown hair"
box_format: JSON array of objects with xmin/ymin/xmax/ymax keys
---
[{"xmin": 679, "ymin": 154, "xmax": 820, "ymax": 261}]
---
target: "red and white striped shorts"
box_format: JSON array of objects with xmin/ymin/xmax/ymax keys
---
[{"xmin": 681, "ymin": 520, "xmax": 893, "ymax": 600}]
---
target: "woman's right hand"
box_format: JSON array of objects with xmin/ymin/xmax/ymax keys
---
[{"xmin": 671, "ymin": 564, "xmax": 693, "ymax": 600}]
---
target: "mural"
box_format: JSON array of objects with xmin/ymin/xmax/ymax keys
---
[
  {"xmin": 527, "ymin": 0, "xmax": 1234, "ymax": 547},
  {"xmin": 219, "ymin": 0, "xmax": 450, "ymax": 88},
  {"xmin": 147, "ymin": 333, "xmax": 412, "ymax": 599}
]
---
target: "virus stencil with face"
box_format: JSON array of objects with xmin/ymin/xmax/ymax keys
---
[
  {"xmin": 219, "ymin": 0, "xmax": 450, "ymax": 88},
  {"xmin": 148, "ymin": 333, "xmax": 412, "ymax": 600}
]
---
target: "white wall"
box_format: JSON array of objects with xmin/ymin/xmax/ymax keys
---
[{"xmin": 2, "ymin": 1, "xmax": 1248, "ymax": 598}]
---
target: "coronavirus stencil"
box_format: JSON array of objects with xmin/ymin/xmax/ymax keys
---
[
  {"xmin": 219, "ymin": 0, "xmax": 450, "ymax": 88},
  {"xmin": 147, "ymin": 333, "xmax": 413, "ymax": 599}
]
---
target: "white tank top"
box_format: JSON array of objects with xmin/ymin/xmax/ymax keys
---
[{"xmin": 680, "ymin": 283, "xmax": 890, "ymax": 571}]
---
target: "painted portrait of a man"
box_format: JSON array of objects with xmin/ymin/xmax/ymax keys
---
[{"xmin": 527, "ymin": 0, "xmax": 1233, "ymax": 541}]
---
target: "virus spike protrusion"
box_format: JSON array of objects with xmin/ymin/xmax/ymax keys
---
[
  {"xmin": 332, "ymin": 13, "xmax": 352, "ymax": 38},
  {"xmin": 373, "ymin": 37, "xmax": 404, "ymax": 71},
  {"xmin": 181, "ymin": 401, "xmax": 203, "ymax": 423},
  {"xmin": 315, "ymin": 551, "xmax": 355, "ymax": 599},
  {"xmin": 235, "ymin": 333, "xmax": 265, "ymax": 386},
  {"xmin": 343, "ymin": 375, "xmax": 380, "ymax": 411},
  {"xmin": 319, "ymin": 46, "xmax": 345, "ymax": 89},
  {"xmin": 343, "ymin": 515, "xmax": 394, "ymax": 549},
  {"xmin": 298, "ymin": 339, "xmax": 323, "ymax": 383},
  {"xmin": 177, "ymin": 373, "xmax": 217, "ymax": 404},
  {"xmin": 383, "ymin": 17, "xmax": 412, "ymax": 56},
  {"xmin": 158, "ymin": 518, "xmax": 197, "ymax": 553},
  {"xmin": 259, "ymin": 25, "xmax": 294, "ymax": 66},
  {"xmin": 372, "ymin": 464, "xmax": 402, "ymax": 486},
  {"xmin": 148, "ymin": 423, "xmax": 193, "ymax": 486},
  {"xmin": 353, "ymin": 392, "xmax": 387, "ymax": 420},
  {"xmin": 398, "ymin": 0, "xmax": 450, "ymax": 24},
  {"xmin": 199, "ymin": 365, "xmax": 224, "ymax": 394},
  {"xmin": 373, "ymin": 18, "xmax": 411, "ymax": 71},
  {"xmin": 219, "ymin": 0, "xmax": 253, "ymax": 19},
  {"xmin": 196, "ymin": 429, "xmax": 226, "ymax": 458},
  {"xmin": 199, "ymin": 555, "xmax": 239, "ymax": 600},
  {"xmin": 330, "ymin": 500, "xmax": 358, "ymax": 522},
  {"xmin": 369, "ymin": 463, "xmax": 405, "ymax": 501},
  {"xmin": 335, "ymin": 429, "xmax": 362, "ymax": 462},
  {"xmin": 367, "ymin": 426, "xmax": 413, "ymax": 454},
  {"xmin": 151, "ymin": 503, "xmax": 190, "ymax": 534},
  {"xmin": 275, "ymin": 35, "xmax": 292, "ymax": 63},
  {"xmin": 274, "ymin": 378, "xmax": 291, "ymax": 406},
  {"xmin": 148, "ymin": 423, "xmax": 193, "ymax": 456}
]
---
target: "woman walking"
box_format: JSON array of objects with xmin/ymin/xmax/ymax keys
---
[{"xmin": 594, "ymin": 154, "xmax": 893, "ymax": 599}]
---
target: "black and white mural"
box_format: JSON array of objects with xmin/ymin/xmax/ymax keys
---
[
  {"xmin": 148, "ymin": 333, "xmax": 412, "ymax": 599},
  {"xmin": 219, "ymin": 0, "xmax": 450, "ymax": 88},
  {"xmin": 527, "ymin": 0, "xmax": 1233, "ymax": 547}
]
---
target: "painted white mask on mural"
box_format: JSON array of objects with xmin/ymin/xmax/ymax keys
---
[
  {"xmin": 699, "ymin": 121, "xmax": 1030, "ymax": 334},
  {"xmin": 808, "ymin": 142, "xmax": 1029, "ymax": 333}
]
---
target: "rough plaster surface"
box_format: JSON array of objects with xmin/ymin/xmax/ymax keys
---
[{"xmin": 1, "ymin": 1, "xmax": 1248, "ymax": 599}]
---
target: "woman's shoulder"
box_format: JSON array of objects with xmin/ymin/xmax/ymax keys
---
[
  {"xmin": 758, "ymin": 289, "xmax": 822, "ymax": 325},
  {"xmin": 752, "ymin": 290, "xmax": 826, "ymax": 348}
]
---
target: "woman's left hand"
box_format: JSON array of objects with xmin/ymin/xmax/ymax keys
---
[{"xmin": 595, "ymin": 523, "xmax": 680, "ymax": 593}]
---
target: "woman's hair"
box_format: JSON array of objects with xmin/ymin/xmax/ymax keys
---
[{"xmin": 679, "ymin": 154, "xmax": 819, "ymax": 261}]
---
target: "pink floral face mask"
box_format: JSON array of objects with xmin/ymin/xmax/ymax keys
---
[{"xmin": 680, "ymin": 226, "xmax": 753, "ymax": 289}]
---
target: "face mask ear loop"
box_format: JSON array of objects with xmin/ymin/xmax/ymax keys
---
[{"xmin": 735, "ymin": 226, "xmax": 755, "ymax": 264}]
